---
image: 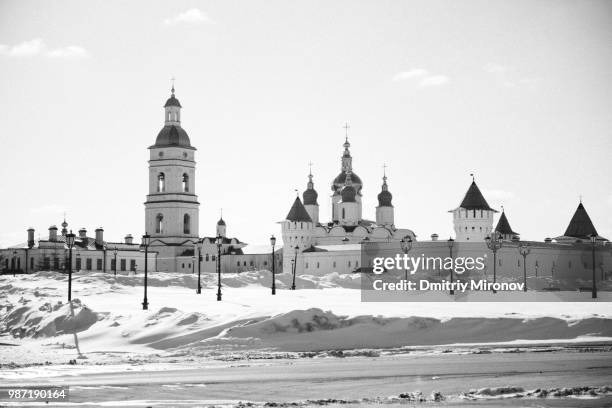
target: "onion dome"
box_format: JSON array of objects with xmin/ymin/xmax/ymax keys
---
[
  {"xmin": 153, "ymin": 125, "xmax": 192, "ymax": 148},
  {"xmin": 377, "ymin": 175, "xmax": 393, "ymax": 207},
  {"xmin": 340, "ymin": 171, "xmax": 357, "ymax": 203},
  {"xmin": 341, "ymin": 185, "xmax": 357, "ymax": 202},
  {"xmin": 164, "ymin": 85, "xmax": 182, "ymax": 107},
  {"xmin": 303, "ymin": 172, "xmax": 318, "ymax": 205},
  {"xmin": 217, "ymin": 218, "xmax": 226, "ymax": 226}
]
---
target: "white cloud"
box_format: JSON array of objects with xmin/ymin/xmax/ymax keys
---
[
  {"xmin": 419, "ymin": 75, "xmax": 449, "ymax": 87},
  {"xmin": 0, "ymin": 39, "xmax": 89, "ymax": 59},
  {"xmin": 392, "ymin": 69, "xmax": 428, "ymax": 81},
  {"xmin": 46, "ymin": 45, "xmax": 89, "ymax": 58},
  {"xmin": 164, "ymin": 8, "xmax": 212, "ymax": 25},
  {"xmin": 393, "ymin": 68, "xmax": 449, "ymax": 88}
]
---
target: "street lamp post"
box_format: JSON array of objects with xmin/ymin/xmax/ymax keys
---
[
  {"xmin": 590, "ymin": 234, "xmax": 597, "ymax": 299},
  {"xmin": 216, "ymin": 235, "xmax": 223, "ymax": 301},
  {"xmin": 485, "ymin": 231, "xmax": 503, "ymax": 294},
  {"xmin": 191, "ymin": 254, "xmax": 195, "ymax": 275},
  {"xmin": 113, "ymin": 247, "xmax": 118, "ymax": 277},
  {"xmin": 196, "ymin": 239, "xmax": 202, "ymax": 294},
  {"xmin": 142, "ymin": 233, "xmax": 151, "ymax": 310},
  {"xmin": 66, "ymin": 231, "xmax": 76, "ymax": 302},
  {"xmin": 291, "ymin": 245, "xmax": 299, "ymax": 290},
  {"xmin": 518, "ymin": 243, "xmax": 530, "ymax": 292},
  {"xmin": 270, "ymin": 235, "xmax": 277, "ymax": 295},
  {"xmin": 400, "ymin": 237, "xmax": 413, "ymax": 284},
  {"xmin": 447, "ymin": 238, "xmax": 455, "ymax": 295}
]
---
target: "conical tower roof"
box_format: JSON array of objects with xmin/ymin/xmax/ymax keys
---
[
  {"xmin": 563, "ymin": 202, "xmax": 598, "ymax": 239},
  {"xmin": 458, "ymin": 181, "xmax": 496, "ymax": 211},
  {"xmin": 495, "ymin": 211, "xmax": 518, "ymax": 236},
  {"xmin": 286, "ymin": 197, "xmax": 313, "ymax": 222}
]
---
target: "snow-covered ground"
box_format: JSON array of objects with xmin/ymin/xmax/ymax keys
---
[
  {"xmin": 1, "ymin": 271, "xmax": 611, "ymax": 406},
  {"xmin": 1, "ymin": 270, "xmax": 611, "ymax": 368}
]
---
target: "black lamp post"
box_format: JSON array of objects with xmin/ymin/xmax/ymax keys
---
[
  {"xmin": 142, "ymin": 233, "xmax": 151, "ymax": 310},
  {"xmin": 447, "ymin": 238, "xmax": 455, "ymax": 295},
  {"xmin": 191, "ymin": 253, "xmax": 195, "ymax": 275},
  {"xmin": 270, "ymin": 235, "xmax": 277, "ymax": 295},
  {"xmin": 518, "ymin": 243, "xmax": 530, "ymax": 292},
  {"xmin": 485, "ymin": 231, "xmax": 503, "ymax": 293},
  {"xmin": 113, "ymin": 247, "xmax": 118, "ymax": 277},
  {"xmin": 400, "ymin": 237, "xmax": 413, "ymax": 284},
  {"xmin": 216, "ymin": 235, "xmax": 223, "ymax": 301},
  {"xmin": 590, "ymin": 234, "xmax": 597, "ymax": 299},
  {"xmin": 66, "ymin": 231, "xmax": 76, "ymax": 302},
  {"xmin": 291, "ymin": 245, "xmax": 299, "ymax": 290},
  {"xmin": 196, "ymin": 239, "xmax": 202, "ymax": 294}
]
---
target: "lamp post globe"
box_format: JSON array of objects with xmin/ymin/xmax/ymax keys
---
[
  {"xmin": 141, "ymin": 233, "xmax": 151, "ymax": 310},
  {"xmin": 270, "ymin": 235, "xmax": 276, "ymax": 295},
  {"xmin": 65, "ymin": 231, "xmax": 76, "ymax": 302}
]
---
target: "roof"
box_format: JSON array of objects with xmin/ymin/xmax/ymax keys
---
[
  {"xmin": 217, "ymin": 218, "xmax": 226, "ymax": 226},
  {"xmin": 303, "ymin": 188, "xmax": 318, "ymax": 205},
  {"xmin": 458, "ymin": 181, "xmax": 496, "ymax": 211},
  {"xmin": 332, "ymin": 171, "xmax": 363, "ymax": 190},
  {"xmin": 152, "ymin": 125, "xmax": 193, "ymax": 149},
  {"xmin": 164, "ymin": 95, "xmax": 182, "ymax": 108},
  {"xmin": 563, "ymin": 202, "xmax": 598, "ymax": 239},
  {"xmin": 377, "ymin": 190, "xmax": 392, "ymax": 207},
  {"xmin": 286, "ymin": 197, "xmax": 312, "ymax": 222},
  {"xmin": 495, "ymin": 211, "xmax": 518, "ymax": 236}
]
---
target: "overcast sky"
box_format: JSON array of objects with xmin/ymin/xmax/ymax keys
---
[{"xmin": 0, "ymin": 0, "xmax": 611, "ymax": 247}]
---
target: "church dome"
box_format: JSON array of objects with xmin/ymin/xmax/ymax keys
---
[
  {"xmin": 378, "ymin": 190, "xmax": 392, "ymax": 207},
  {"xmin": 332, "ymin": 171, "xmax": 362, "ymax": 191},
  {"xmin": 303, "ymin": 188, "xmax": 318, "ymax": 205},
  {"xmin": 217, "ymin": 218, "xmax": 226, "ymax": 226},
  {"xmin": 341, "ymin": 185, "xmax": 357, "ymax": 203},
  {"xmin": 164, "ymin": 95, "xmax": 182, "ymax": 108},
  {"xmin": 153, "ymin": 125, "xmax": 192, "ymax": 148}
]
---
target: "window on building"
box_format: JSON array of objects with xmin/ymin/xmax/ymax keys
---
[
  {"xmin": 86, "ymin": 258, "xmax": 92, "ymax": 270},
  {"xmin": 183, "ymin": 214, "xmax": 190, "ymax": 234},
  {"xmin": 111, "ymin": 259, "xmax": 116, "ymax": 271},
  {"xmin": 75, "ymin": 257, "xmax": 81, "ymax": 270},
  {"xmin": 182, "ymin": 173, "xmax": 189, "ymax": 192},
  {"xmin": 120, "ymin": 259, "xmax": 126, "ymax": 271},
  {"xmin": 53, "ymin": 257, "xmax": 59, "ymax": 270},
  {"xmin": 212, "ymin": 255, "xmax": 216, "ymax": 261},
  {"xmin": 205, "ymin": 254, "xmax": 209, "ymax": 262},
  {"xmin": 342, "ymin": 208, "xmax": 346, "ymax": 219},
  {"xmin": 157, "ymin": 173, "xmax": 165, "ymax": 192},
  {"xmin": 182, "ymin": 263, "xmax": 185, "ymax": 268},
  {"xmin": 237, "ymin": 261, "xmax": 240, "ymax": 267},
  {"xmin": 317, "ymin": 262, "xmax": 320, "ymax": 269},
  {"xmin": 30, "ymin": 257, "xmax": 34, "ymax": 269},
  {"xmin": 250, "ymin": 261, "xmax": 254, "ymax": 266},
  {"xmin": 356, "ymin": 261, "xmax": 359, "ymax": 268},
  {"xmin": 333, "ymin": 261, "xmax": 336, "ymax": 268},
  {"xmin": 305, "ymin": 262, "xmax": 309, "ymax": 269},
  {"xmin": 263, "ymin": 261, "xmax": 267, "ymax": 266},
  {"xmin": 156, "ymin": 214, "xmax": 164, "ymax": 234},
  {"xmin": 130, "ymin": 260, "xmax": 136, "ymax": 271},
  {"xmin": 518, "ymin": 259, "xmax": 521, "ymax": 267},
  {"xmin": 96, "ymin": 259, "xmax": 102, "ymax": 270},
  {"xmin": 498, "ymin": 258, "xmax": 502, "ymax": 266},
  {"xmin": 243, "ymin": 261, "xmax": 247, "ymax": 266},
  {"xmin": 348, "ymin": 261, "xmax": 351, "ymax": 267}
]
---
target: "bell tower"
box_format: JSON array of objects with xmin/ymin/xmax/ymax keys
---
[{"xmin": 144, "ymin": 85, "xmax": 200, "ymax": 271}]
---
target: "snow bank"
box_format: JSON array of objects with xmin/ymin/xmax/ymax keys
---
[{"xmin": 1, "ymin": 299, "xmax": 98, "ymax": 338}]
